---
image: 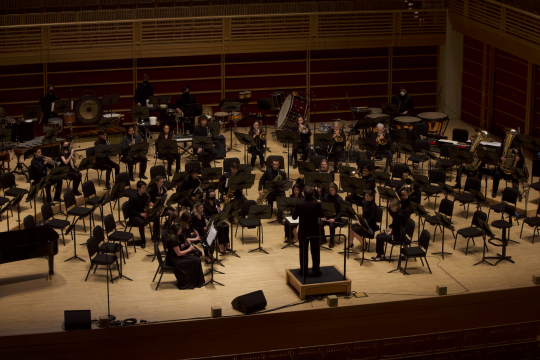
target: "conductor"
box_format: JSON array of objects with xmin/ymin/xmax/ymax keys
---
[{"xmin": 292, "ymin": 186, "xmax": 325, "ymax": 277}]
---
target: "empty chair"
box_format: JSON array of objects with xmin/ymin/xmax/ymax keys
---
[
  {"xmin": 386, "ymin": 218, "xmax": 415, "ymax": 261},
  {"xmin": 423, "ymin": 170, "xmax": 446, "ymax": 210},
  {"xmin": 400, "ymin": 230, "xmax": 432, "ymax": 275},
  {"xmin": 42, "ymin": 202, "xmax": 70, "ymax": 245},
  {"xmin": 454, "ymin": 210, "xmax": 487, "ymax": 254},
  {"xmin": 407, "ymin": 139, "xmax": 431, "ymax": 171},
  {"xmin": 104, "ymin": 213, "xmax": 135, "ymax": 259},
  {"xmin": 488, "ymin": 187, "xmax": 519, "ymax": 222},
  {"xmin": 423, "ymin": 199, "xmax": 454, "ymax": 241},
  {"xmin": 85, "ymin": 236, "xmax": 120, "ymax": 282},
  {"xmin": 1, "ymin": 172, "xmax": 28, "ymax": 198},
  {"xmin": 85, "ymin": 147, "xmax": 104, "ymax": 184},
  {"xmin": 93, "ymin": 225, "xmax": 123, "ymax": 264},
  {"xmin": 64, "ymin": 190, "xmax": 93, "ymax": 233},
  {"xmin": 520, "ymin": 203, "xmax": 540, "ymax": 244},
  {"xmin": 437, "ymin": 144, "xmax": 456, "ymax": 175},
  {"xmin": 235, "ymin": 200, "xmax": 260, "ymax": 244},
  {"xmin": 23, "ymin": 215, "xmax": 37, "ymax": 229},
  {"xmin": 152, "ymin": 243, "xmax": 174, "ymax": 291},
  {"xmin": 454, "ymin": 177, "xmax": 482, "ymax": 219},
  {"xmin": 115, "ymin": 172, "xmax": 137, "ymax": 199}
]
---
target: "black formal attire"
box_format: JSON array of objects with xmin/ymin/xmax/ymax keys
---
[
  {"xmin": 148, "ymin": 185, "xmax": 175, "ymax": 213},
  {"xmin": 219, "ymin": 172, "xmax": 246, "ymax": 202},
  {"xmin": 293, "ymin": 124, "xmax": 311, "ymax": 164},
  {"xmin": 375, "ymin": 209, "xmax": 405, "ymax": 257},
  {"xmin": 394, "ymin": 180, "xmax": 421, "ymax": 204},
  {"xmin": 345, "ymin": 173, "xmax": 375, "ymax": 205},
  {"xmin": 175, "ymin": 92, "xmax": 197, "ymax": 134},
  {"xmin": 292, "ymin": 198, "xmax": 326, "ymax": 276},
  {"xmin": 191, "ymin": 214, "xmax": 212, "ymax": 258},
  {"xmin": 203, "ymin": 199, "xmax": 230, "ymax": 247},
  {"xmin": 492, "ymin": 147, "xmax": 524, "ymax": 195},
  {"xmin": 30, "ymin": 156, "xmax": 62, "ymax": 203},
  {"xmin": 400, "ymin": 198, "xmax": 413, "ymax": 221},
  {"xmin": 94, "ymin": 138, "xmax": 120, "ymax": 187},
  {"xmin": 391, "ymin": 93, "xmax": 415, "ymax": 115},
  {"xmin": 179, "ymin": 224, "xmax": 204, "ymax": 258},
  {"xmin": 193, "ymin": 125, "xmax": 217, "ymax": 168},
  {"xmin": 180, "ymin": 175, "xmax": 203, "ymax": 210},
  {"xmin": 283, "ymin": 194, "xmax": 304, "ymax": 239},
  {"xmin": 127, "ymin": 190, "xmax": 150, "ymax": 246},
  {"xmin": 368, "ymin": 132, "xmax": 393, "ymax": 172},
  {"xmin": 157, "ymin": 132, "xmax": 181, "ymax": 174},
  {"xmin": 133, "ymin": 82, "xmax": 154, "ymax": 105},
  {"xmin": 59, "ymin": 149, "xmax": 82, "ymax": 194},
  {"xmin": 258, "ymin": 167, "xmax": 287, "ymax": 218},
  {"xmin": 351, "ymin": 199, "xmax": 379, "ymax": 237},
  {"xmin": 330, "ymin": 130, "xmax": 346, "ymax": 172},
  {"xmin": 248, "ymin": 128, "xmax": 266, "ymax": 168},
  {"xmin": 313, "ymin": 169, "xmax": 335, "ymax": 201},
  {"xmin": 39, "ymin": 91, "xmax": 60, "ymax": 122},
  {"xmin": 166, "ymin": 234, "xmax": 204, "ymax": 290},
  {"xmin": 120, "ymin": 134, "xmax": 147, "ymax": 179},
  {"xmin": 320, "ymin": 192, "xmax": 343, "ymax": 246}
]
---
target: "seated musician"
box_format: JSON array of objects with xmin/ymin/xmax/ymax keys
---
[
  {"xmin": 492, "ymin": 143, "xmax": 524, "ymax": 198},
  {"xmin": 258, "ymin": 159, "xmax": 287, "ymax": 221},
  {"xmin": 453, "ymin": 134, "xmax": 483, "ymax": 190},
  {"xmin": 180, "ymin": 166, "xmax": 203, "ymax": 211},
  {"xmin": 348, "ymin": 190, "xmax": 378, "ymax": 250},
  {"xmin": 345, "ymin": 164, "xmax": 375, "ymax": 206},
  {"xmin": 219, "ymin": 161, "xmax": 245, "ymax": 203},
  {"xmin": 368, "ymin": 123, "xmax": 393, "ymax": 172},
  {"xmin": 193, "ymin": 115, "xmax": 217, "ymax": 169},
  {"xmin": 314, "ymin": 159, "xmax": 335, "ymax": 200},
  {"xmin": 203, "ymin": 189, "xmax": 232, "ymax": 254},
  {"xmin": 94, "ymin": 130, "xmax": 120, "ymax": 190},
  {"xmin": 283, "ymin": 184, "xmax": 304, "ymax": 244},
  {"xmin": 127, "ymin": 181, "xmax": 153, "ymax": 249},
  {"xmin": 30, "ymin": 147, "xmax": 63, "ymax": 204},
  {"xmin": 320, "ymin": 183, "xmax": 343, "ymax": 248},
  {"xmin": 134, "ymin": 74, "xmax": 154, "ymax": 106},
  {"xmin": 157, "ymin": 124, "xmax": 181, "ymax": 176},
  {"xmin": 293, "ymin": 115, "xmax": 311, "ymax": 168},
  {"xmin": 175, "ymin": 84, "xmax": 197, "ymax": 134},
  {"xmin": 167, "ymin": 222, "xmax": 204, "ymax": 290},
  {"xmin": 395, "ymin": 169, "xmax": 420, "ymax": 204},
  {"xmin": 248, "ymin": 120, "xmax": 266, "ymax": 172},
  {"xmin": 148, "ymin": 175, "xmax": 178, "ymax": 227},
  {"xmin": 330, "ymin": 121, "xmax": 346, "ymax": 172},
  {"xmin": 372, "ymin": 199, "xmax": 405, "ymax": 261},
  {"xmin": 399, "ymin": 187, "xmax": 414, "ymax": 221},
  {"xmin": 190, "ymin": 203, "xmax": 214, "ymax": 264},
  {"xmin": 59, "ymin": 141, "xmax": 82, "ymax": 196},
  {"xmin": 120, "ymin": 126, "xmax": 148, "ymax": 182},
  {"xmin": 391, "ymin": 87, "xmax": 414, "ymax": 115}
]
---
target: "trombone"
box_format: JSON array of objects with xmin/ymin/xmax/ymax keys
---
[
  {"xmin": 377, "ymin": 125, "xmax": 388, "ymax": 146},
  {"xmin": 399, "ymin": 176, "xmax": 414, "ymax": 196},
  {"xmin": 299, "ymin": 124, "xmax": 309, "ymax": 134}
]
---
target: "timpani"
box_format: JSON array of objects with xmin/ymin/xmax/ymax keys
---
[
  {"xmin": 368, "ymin": 107, "xmax": 382, "ymax": 114},
  {"xmin": 417, "ymin": 112, "xmax": 449, "ymax": 136},
  {"xmin": 366, "ymin": 113, "xmax": 391, "ymax": 132},
  {"xmin": 394, "ymin": 116, "xmax": 421, "ymax": 130}
]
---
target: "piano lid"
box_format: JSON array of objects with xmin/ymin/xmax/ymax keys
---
[{"xmin": 0, "ymin": 227, "xmax": 59, "ymax": 250}]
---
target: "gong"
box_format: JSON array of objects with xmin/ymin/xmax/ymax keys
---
[{"xmin": 75, "ymin": 95, "xmax": 103, "ymax": 124}]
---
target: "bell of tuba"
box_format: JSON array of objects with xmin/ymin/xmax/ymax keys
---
[
  {"xmin": 463, "ymin": 130, "xmax": 489, "ymax": 171},
  {"xmin": 500, "ymin": 128, "xmax": 519, "ymax": 175}
]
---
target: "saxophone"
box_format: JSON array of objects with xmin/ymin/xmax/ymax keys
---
[
  {"xmin": 500, "ymin": 128, "xmax": 519, "ymax": 175},
  {"xmin": 463, "ymin": 130, "xmax": 489, "ymax": 171},
  {"xmin": 224, "ymin": 184, "xmax": 234, "ymax": 204},
  {"xmin": 257, "ymin": 174, "xmax": 282, "ymax": 205}
]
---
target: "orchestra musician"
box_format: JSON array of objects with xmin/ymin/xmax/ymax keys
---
[
  {"xmin": 314, "ymin": 159, "xmax": 335, "ymax": 200},
  {"xmin": 193, "ymin": 115, "xmax": 217, "ymax": 168},
  {"xmin": 59, "ymin": 141, "xmax": 83, "ymax": 196},
  {"xmin": 292, "ymin": 115, "xmax": 311, "ymax": 168},
  {"xmin": 166, "ymin": 222, "xmax": 205, "ymax": 290},
  {"xmin": 94, "ymin": 130, "xmax": 120, "ymax": 190},
  {"xmin": 157, "ymin": 124, "xmax": 181, "ymax": 175},
  {"xmin": 134, "ymin": 74, "xmax": 154, "ymax": 106},
  {"xmin": 258, "ymin": 159, "xmax": 287, "ymax": 221},
  {"xmin": 391, "ymin": 87, "xmax": 414, "ymax": 115},
  {"xmin": 180, "ymin": 166, "xmax": 204, "ymax": 211},
  {"xmin": 453, "ymin": 134, "xmax": 483, "ymax": 190},
  {"xmin": 395, "ymin": 169, "xmax": 421, "ymax": 204},
  {"xmin": 345, "ymin": 164, "xmax": 375, "ymax": 206},
  {"xmin": 398, "ymin": 187, "xmax": 414, "ymax": 221},
  {"xmin": 120, "ymin": 126, "xmax": 148, "ymax": 182},
  {"xmin": 348, "ymin": 190, "xmax": 378, "ymax": 250},
  {"xmin": 219, "ymin": 162, "xmax": 245, "ymax": 203},
  {"xmin": 203, "ymin": 188, "xmax": 232, "ymax": 254},
  {"xmin": 148, "ymin": 175, "xmax": 178, "ymax": 227},
  {"xmin": 127, "ymin": 181, "xmax": 153, "ymax": 249},
  {"xmin": 175, "ymin": 84, "xmax": 197, "ymax": 134},
  {"xmin": 491, "ymin": 143, "xmax": 524, "ymax": 198},
  {"xmin": 320, "ymin": 183, "xmax": 343, "ymax": 248},
  {"xmin": 248, "ymin": 120, "xmax": 266, "ymax": 172},
  {"xmin": 368, "ymin": 123, "xmax": 393, "ymax": 172},
  {"xmin": 30, "ymin": 147, "xmax": 63, "ymax": 204},
  {"xmin": 372, "ymin": 199, "xmax": 405, "ymax": 261},
  {"xmin": 283, "ymin": 184, "xmax": 304, "ymax": 244},
  {"xmin": 330, "ymin": 121, "xmax": 346, "ymax": 172},
  {"xmin": 39, "ymin": 84, "xmax": 59, "ymax": 122},
  {"xmin": 190, "ymin": 203, "xmax": 214, "ymax": 264}
]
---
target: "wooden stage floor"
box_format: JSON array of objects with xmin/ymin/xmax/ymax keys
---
[{"xmin": 0, "ymin": 119, "xmax": 539, "ymax": 338}]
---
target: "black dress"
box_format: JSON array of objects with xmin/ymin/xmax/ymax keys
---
[
  {"xmin": 190, "ymin": 214, "xmax": 211, "ymax": 257},
  {"xmin": 166, "ymin": 236, "xmax": 204, "ymax": 290},
  {"xmin": 351, "ymin": 199, "xmax": 379, "ymax": 238},
  {"xmin": 203, "ymin": 199, "xmax": 230, "ymax": 245}
]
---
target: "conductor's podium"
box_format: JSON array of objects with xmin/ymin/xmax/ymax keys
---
[{"xmin": 286, "ymin": 265, "xmax": 351, "ymax": 300}]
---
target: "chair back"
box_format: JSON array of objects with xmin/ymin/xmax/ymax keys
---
[
  {"xmin": 266, "ymin": 155, "xmax": 285, "ymax": 169},
  {"xmin": 41, "ymin": 203, "xmax": 54, "ymax": 222},
  {"xmin": 115, "ymin": 172, "xmax": 131, "ymax": 188},
  {"xmin": 185, "ymin": 161, "xmax": 201, "ymax": 174},
  {"xmin": 412, "ymin": 123, "xmax": 428, "ymax": 137},
  {"xmin": 82, "ymin": 181, "xmax": 97, "ymax": 200},
  {"xmin": 376, "ymin": 206, "xmax": 383, "ymax": 223},
  {"xmin": 150, "ymin": 165, "xmax": 167, "ymax": 180},
  {"xmin": 428, "ymin": 169, "xmax": 446, "ymax": 185},
  {"xmin": 357, "ymin": 159, "xmax": 375, "ymax": 171},
  {"xmin": 104, "ymin": 214, "xmax": 116, "ymax": 233},
  {"xmin": 439, "ymin": 198, "xmax": 454, "ymax": 218},
  {"xmin": 64, "ymin": 190, "xmax": 76, "ymax": 209},
  {"xmin": 93, "ymin": 225, "xmax": 105, "ymax": 242},
  {"xmin": 405, "ymin": 218, "xmax": 415, "ymax": 240},
  {"xmin": 309, "ymin": 155, "xmax": 325, "ymax": 169},
  {"xmin": 239, "ymin": 200, "xmax": 256, "ymax": 218},
  {"xmin": 452, "ymin": 128, "xmax": 469, "ymax": 143},
  {"xmin": 122, "ymin": 201, "xmax": 131, "ymax": 221},
  {"xmin": 86, "ymin": 147, "xmax": 96, "ymax": 157},
  {"xmin": 392, "ymin": 163, "xmax": 410, "ymax": 180},
  {"xmin": 86, "ymin": 236, "xmax": 100, "ymax": 259},
  {"xmin": 223, "ymin": 158, "xmax": 240, "ymax": 172},
  {"xmin": 471, "ymin": 210, "xmax": 487, "ymax": 228},
  {"xmin": 464, "ymin": 177, "xmax": 481, "ymax": 193},
  {"xmin": 161, "ymin": 230, "xmax": 169, "ymax": 254},
  {"xmin": 440, "ymin": 144, "xmax": 457, "ymax": 158},
  {"xmin": 23, "ymin": 215, "xmax": 36, "ymax": 229},
  {"xmin": 413, "ymin": 139, "xmax": 431, "ymax": 153},
  {"xmin": 154, "ymin": 243, "xmax": 165, "ymax": 269},
  {"xmin": 501, "ymin": 187, "xmax": 519, "ymax": 205},
  {"xmin": 1, "ymin": 172, "xmax": 15, "ymax": 189},
  {"xmin": 418, "ymin": 230, "xmax": 431, "ymax": 250}
]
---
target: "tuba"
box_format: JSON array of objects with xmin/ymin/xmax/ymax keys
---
[
  {"xmin": 257, "ymin": 174, "xmax": 282, "ymax": 205},
  {"xmin": 500, "ymin": 128, "xmax": 519, "ymax": 175},
  {"xmin": 463, "ymin": 130, "xmax": 489, "ymax": 171}
]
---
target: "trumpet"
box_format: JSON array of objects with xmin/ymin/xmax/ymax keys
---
[{"xmin": 40, "ymin": 155, "xmax": 59, "ymax": 166}]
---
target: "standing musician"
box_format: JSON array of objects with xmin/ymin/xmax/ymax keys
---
[
  {"xmin": 372, "ymin": 199, "xmax": 405, "ymax": 261},
  {"xmin": 148, "ymin": 175, "xmax": 178, "ymax": 227},
  {"xmin": 94, "ymin": 130, "xmax": 120, "ymax": 190},
  {"xmin": 329, "ymin": 121, "xmax": 346, "ymax": 172},
  {"xmin": 157, "ymin": 124, "xmax": 181, "ymax": 175},
  {"xmin": 258, "ymin": 159, "xmax": 287, "ymax": 220},
  {"xmin": 175, "ymin": 84, "xmax": 197, "ymax": 134},
  {"xmin": 59, "ymin": 141, "xmax": 83, "ymax": 196},
  {"xmin": 190, "ymin": 203, "xmax": 214, "ymax": 264},
  {"xmin": 283, "ymin": 185, "xmax": 304, "ymax": 244},
  {"xmin": 348, "ymin": 190, "xmax": 378, "ymax": 250},
  {"xmin": 219, "ymin": 162, "xmax": 245, "ymax": 203},
  {"xmin": 127, "ymin": 181, "xmax": 153, "ymax": 249},
  {"xmin": 292, "ymin": 115, "xmax": 311, "ymax": 168},
  {"xmin": 30, "ymin": 148, "xmax": 63, "ymax": 204},
  {"xmin": 193, "ymin": 115, "xmax": 217, "ymax": 168},
  {"xmin": 134, "ymin": 74, "xmax": 154, "ymax": 106},
  {"xmin": 491, "ymin": 142, "xmax": 525, "ymax": 198},
  {"xmin": 120, "ymin": 126, "xmax": 148, "ymax": 182},
  {"xmin": 248, "ymin": 120, "xmax": 266, "ymax": 172},
  {"xmin": 345, "ymin": 164, "xmax": 375, "ymax": 206},
  {"xmin": 391, "ymin": 87, "xmax": 414, "ymax": 115},
  {"xmin": 203, "ymin": 188, "xmax": 232, "ymax": 254},
  {"xmin": 368, "ymin": 123, "xmax": 393, "ymax": 172},
  {"xmin": 293, "ymin": 186, "xmax": 326, "ymax": 277},
  {"xmin": 166, "ymin": 222, "xmax": 204, "ymax": 290},
  {"xmin": 314, "ymin": 159, "xmax": 335, "ymax": 200},
  {"xmin": 320, "ymin": 183, "xmax": 343, "ymax": 248},
  {"xmin": 180, "ymin": 166, "xmax": 204, "ymax": 211},
  {"xmin": 39, "ymin": 84, "xmax": 59, "ymax": 122}
]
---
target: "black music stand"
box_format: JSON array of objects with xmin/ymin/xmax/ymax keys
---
[
  {"xmin": 382, "ymin": 103, "xmax": 399, "ymax": 117},
  {"xmin": 432, "ymin": 211, "xmax": 454, "ymax": 260},
  {"xmin": 25, "ymin": 182, "xmax": 41, "ymax": 220},
  {"xmin": 275, "ymin": 130, "xmax": 299, "ymax": 180},
  {"xmin": 97, "ymin": 111, "xmax": 116, "ymax": 134},
  {"xmin": 357, "ymin": 137, "xmax": 378, "ymax": 153},
  {"xmin": 200, "ymin": 181, "xmax": 223, "ymax": 194},
  {"xmin": 24, "ymin": 105, "xmax": 42, "ymax": 124},
  {"xmin": 237, "ymin": 164, "xmax": 251, "ymax": 176},
  {"xmin": 371, "ymin": 171, "xmax": 391, "ymax": 190},
  {"xmin": 377, "ymin": 186, "xmax": 398, "ymax": 228},
  {"xmin": 4, "ymin": 193, "xmax": 24, "ymax": 231},
  {"xmin": 47, "ymin": 166, "xmax": 69, "ymax": 206},
  {"xmin": 475, "ymin": 219, "xmax": 496, "ymax": 267},
  {"xmin": 129, "ymin": 143, "xmax": 149, "ymax": 179},
  {"xmin": 193, "ymin": 136, "xmax": 214, "ymax": 167},
  {"xmin": 202, "ymin": 167, "xmax": 223, "ymax": 182},
  {"xmin": 297, "ymin": 161, "xmax": 315, "ymax": 176},
  {"xmin": 470, "ymin": 188, "xmax": 489, "ymax": 212},
  {"xmin": 411, "ymin": 173, "xmax": 430, "ymax": 194},
  {"xmin": 396, "ymin": 143, "xmax": 415, "ymax": 162},
  {"xmin": 207, "ymin": 122, "xmax": 220, "ymax": 137},
  {"xmin": 155, "ymin": 140, "xmax": 178, "ymax": 174},
  {"xmin": 338, "ymin": 164, "xmax": 356, "ymax": 177},
  {"xmin": 319, "ymin": 202, "xmax": 337, "ymax": 251},
  {"xmin": 277, "ymin": 197, "xmax": 302, "ymax": 249},
  {"xmin": 264, "ymin": 179, "xmax": 292, "ymax": 224},
  {"xmin": 229, "ymin": 173, "xmax": 255, "ymax": 198},
  {"xmin": 108, "ymin": 182, "xmax": 125, "ymax": 226},
  {"xmin": 0, "ymin": 197, "xmax": 14, "ymax": 230},
  {"xmin": 234, "ymin": 132, "xmax": 256, "ymax": 163},
  {"xmin": 304, "ymin": 172, "xmax": 332, "ymax": 191},
  {"xmin": 477, "ymin": 148, "xmax": 500, "ymax": 197},
  {"xmin": 203, "ymin": 211, "xmax": 229, "ymax": 286},
  {"xmin": 341, "ymin": 175, "xmax": 365, "ymax": 198},
  {"xmin": 314, "ymin": 133, "xmax": 334, "ymax": 155},
  {"xmin": 169, "ymin": 171, "xmax": 188, "ymax": 188},
  {"xmin": 223, "ymin": 198, "xmax": 244, "ymax": 258},
  {"xmin": 102, "ymin": 94, "xmax": 120, "ymax": 117},
  {"xmin": 130, "ymin": 106, "xmax": 150, "ymax": 123},
  {"xmin": 411, "ymin": 202, "xmax": 430, "ymax": 240},
  {"xmin": 43, "ymin": 127, "xmax": 60, "ymax": 150},
  {"xmin": 64, "ymin": 219, "xmax": 87, "ymax": 263},
  {"xmin": 77, "ymin": 156, "xmax": 96, "ymax": 183},
  {"xmin": 175, "ymin": 188, "xmax": 195, "ymax": 211},
  {"xmin": 353, "ymin": 213, "xmax": 373, "ymax": 266},
  {"xmin": 338, "ymin": 202, "xmax": 360, "ymax": 258},
  {"xmin": 420, "ymin": 149, "xmax": 440, "ymax": 171},
  {"xmin": 437, "ymin": 182, "xmax": 457, "ymax": 199},
  {"xmin": 247, "ymin": 205, "xmax": 272, "ymax": 254}
]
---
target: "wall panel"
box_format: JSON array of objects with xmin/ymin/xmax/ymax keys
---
[{"xmin": 536, "ymin": 66, "xmax": 540, "ymax": 137}]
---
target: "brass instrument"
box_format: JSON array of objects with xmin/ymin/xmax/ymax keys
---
[
  {"xmin": 500, "ymin": 128, "xmax": 519, "ymax": 175},
  {"xmin": 299, "ymin": 124, "xmax": 309, "ymax": 134},
  {"xmin": 207, "ymin": 126, "xmax": 211, "ymax": 137},
  {"xmin": 463, "ymin": 130, "xmax": 489, "ymax": 171},
  {"xmin": 224, "ymin": 184, "xmax": 234, "ymax": 204},
  {"xmin": 377, "ymin": 126, "xmax": 388, "ymax": 146},
  {"xmin": 399, "ymin": 176, "xmax": 414, "ymax": 196},
  {"xmin": 260, "ymin": 132, "xmax": 267, "ymax": 140},
  {"xmin": 350, "ymin": 170, "xmax": 363, "ymax": 178},
  {"xmin": 257, "ymin": 174, "xmax": 282, "ymax": 205},
  {"xmin": 195, "ymin": 178, "xmax": 204, "ymax": 200},
  {"xmin": 327, "ymin": 129, "xmax": 343, "ymax": 158},
  {"xmin": 40, "ymin": 155, "xmax": 59, "ymax": 167}
]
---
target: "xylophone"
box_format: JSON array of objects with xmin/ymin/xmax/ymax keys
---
[{"xmin": 65, "ymin": 126, "xmax": 125, "ymax": 145}]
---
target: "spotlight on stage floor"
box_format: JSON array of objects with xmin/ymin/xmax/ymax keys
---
[{"xmin": 285, "ymin": 265, "xmax": 351, "ymax": 300}]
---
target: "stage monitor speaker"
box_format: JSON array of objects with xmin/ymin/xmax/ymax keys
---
[
  {"xmin": 231, "ymin": 290, "xmax": 267, "ymax": 314},
  {"xmin": 64, "ymin": 310, "xmax": 91, "ymax": 331},
  {"xmin": 214, "ymin": 135, "xmax": 226, "ymax": 159}
]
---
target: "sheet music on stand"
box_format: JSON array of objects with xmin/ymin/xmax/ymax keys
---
[{"xmin": 285, "ymin": 216, "xmax": 299, "ymax": 224}]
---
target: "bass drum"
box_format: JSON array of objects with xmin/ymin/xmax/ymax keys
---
[{"xmin": 277, "ymin": 93, "xmax": 308, "ymax": 131}]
